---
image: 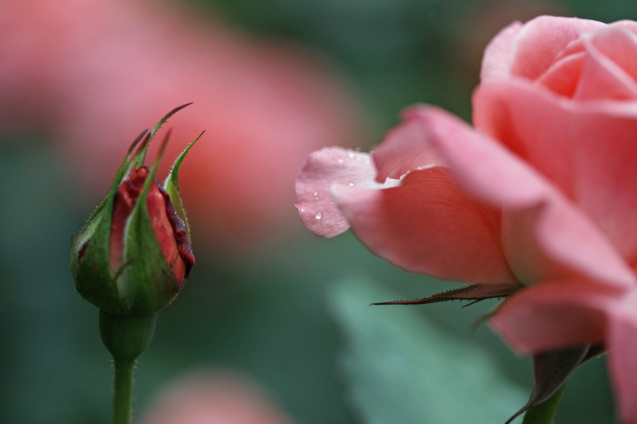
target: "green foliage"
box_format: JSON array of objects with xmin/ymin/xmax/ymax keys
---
[{"xmin": 329, "ymin": 277, "xmax": 528, "ymax": 424}]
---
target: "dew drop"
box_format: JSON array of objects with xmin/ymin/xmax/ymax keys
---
[
  {"xmin": 348, "ymin": 151, "xmax": 355, "ymax": 159},
  {"xmin": 313, "ymin": 191, "xmax": 320, "ymax": 200},
  {"xmin": 315, "ymin": 211, "xmax": 323, "ymax": 220},
  {"xmin": 338, "ymin": 158, "xmax": 344, "ymax": 164},
  {"xmin": 348, "ymin": 181, "xmax": 355, "ymax": 187}
]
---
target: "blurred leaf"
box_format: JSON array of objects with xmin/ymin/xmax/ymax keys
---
[{"xmin": 328, "ymin": 277, "xmax": 527, "ymax": 424}]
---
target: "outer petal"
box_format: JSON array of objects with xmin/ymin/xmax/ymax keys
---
[
  {"xmin": 607, "ymin": 290, "xmax": 637, "ymax": 424},
  {"xmin": 480, "ymin": 21, "xmax": 523, "ymax": 81},
  {"xmin": 507, "ymin": 16, "xmax": 605, "ymax": 80},
  {"xmin": 475, "ymin": 79, "xmax": 637, "ymax": 265},
  {"xmin": 295, "ymin": 147, "xmax": 398, "ymax": 238},
  {"xmin": 332, "ymin": 168, "xmax": 515, "ymax": 283},
  {"xmin": 490, "ymin": 279, "xmax": 620, "ymax": 354},
  {"xmin": 407, "ymin": 106, "xmax": 635, "ymax": 288}
]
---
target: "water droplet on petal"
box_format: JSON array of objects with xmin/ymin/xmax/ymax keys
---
[
  {"xmin": 313, "ymin": 191, "xmax": 320, "ymax": 200},
  {"xmin": 348, "ymin": 181, "xmax": 355, "ymax": 187},
  {"xmin": 338, "ymin": 158, "xmax": 344, "ymax": 164},
  {"xmin": 315, "ymin": 211, "xmax": 323, "ymax": 220},
  {"xmin": 348, "ymin": 151, "xmax": 355, "ymax": 159}
]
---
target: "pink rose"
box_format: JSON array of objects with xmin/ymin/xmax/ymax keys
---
[{"xmin": 296, "ymin": 15, "xmax": 637, "ymax": 423}]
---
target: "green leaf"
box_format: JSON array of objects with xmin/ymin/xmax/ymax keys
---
[
  {"xmin": 328, "ymin": 277, "xmax": 528, "ymax": 424},
  {"xmin": 163, "ymin": 131, "xmax": 204, "ymax": 241}
]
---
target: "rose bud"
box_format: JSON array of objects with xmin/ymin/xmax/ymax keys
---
[{"xmin": 71, "ymin": 105, "xmax": 200, "ymax": 315}]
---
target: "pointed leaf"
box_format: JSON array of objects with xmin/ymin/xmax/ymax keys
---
[
  {"xmin": 372, "ymin": 282, "xmax": 523, "ymax": 306},
  {"xmin": 163, "ymin": 131, "xmax": 204, "ymax": 240},
  {"xmin": 506, "ymin": 346, "xmax": 589, "ymax": 424},
  {"xmin": 136, "ymin": 103, "xmax": 192, "ymax": 167}
]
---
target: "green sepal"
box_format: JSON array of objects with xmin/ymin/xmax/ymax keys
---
[
  {"xmin": 372, "ymin": 282, "xmax": 523, "ymax": 306},
  {"xmin": 73, "ymin": 132, "xmax": 151, "ymax": 312},
  {"xmin": 506, "ymin": 346, "xmax": 589, "ymax": 424},
  {"xmin": 116, "ymin": 199, "xmax": 179, "ymax": 313},
  {"xmin": 136, "ymin": 103, "xmax": 192, "ymax": 167},
  {"xmin": 163, "ymin": 131, "xmax": 204, "ymax": 241}
]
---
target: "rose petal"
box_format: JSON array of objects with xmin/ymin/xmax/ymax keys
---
[
  {"xmin": 332, "ymin": 167, "xmax": 515, "ymax": 283},
  {"xmin": 295, "ymin": 147, "xmax": 398, "ymax": 238},
  {"xmin": 574, "ymin": 29, "xmax": 637, "ymax": 100},
  {"xmin": 490, "ymin": 279, "xmax": 620, "ymax": 354},
  {"xmin": 604, "ymin": 21, "xmax": 637, "ymax": 77},
  {"xmin": 372, "ymin": 110, "xmax": 445, "ymax": 182},
  {"xmin": 475, "ymin": 80, "xmax": 637, "ymax": 265},
  {"xmin": 536, "ymin": 51, "xmax": 585, "ymax": 97},
  {"xmin": 607, "ymin": 291, "xmax": 637, "ymax": 424},
  {"xmin": 407, "ymin": 106, "xmax": 635, "ymax": 288},
  {"xmin": 508, "ymin": 16, "xmax": 605, "ymax": 80},
  {"xmin": 480, "ymin": 21, "xmax": 523, "ymax": 81}
]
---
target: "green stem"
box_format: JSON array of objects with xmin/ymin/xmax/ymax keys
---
[
  {"xmin": 522, "ymin": 385, "xmax": 565, "ymax": 424},
  {"xmin": 99, "ymin": 310, "xmax": 157, "ymax": 424},
  {"xmin": 113, "ymin": 359, "xmax": 135, "ymax": 424}
]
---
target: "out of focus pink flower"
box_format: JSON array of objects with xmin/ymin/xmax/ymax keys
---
[
  {"xmin": 139, "ymin": 370, "xmax": 294, "ymax": 424},
  {"xmin": 0, "ymin": 0, "xmax": 365, "ymax": 251},
  {"xmin": 296, "ymin": 15, "xmax": 637, "ymax": 423}
]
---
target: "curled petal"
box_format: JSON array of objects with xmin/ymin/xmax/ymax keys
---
[
  {"xmin": 332, "ymin": 168, "xmax": 515, "ymax": 283},
  {"xmin": 475, "ymin": 79, "xmax": 637, "ymax": 266},
  {"xmin": 295, "ymin": 147, "xmax": 398, "ymax": 238},
  {"xmin": 407, "ymin": 106, "xmax": 635, "ymax": 288}
]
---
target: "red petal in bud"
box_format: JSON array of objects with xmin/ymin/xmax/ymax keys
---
[
  {"xmin": 110, "ymin": 167, "xmax": 149, "ymax": 275},
  {"xmin": 160, "ymin": 185, "xmax": 195, "ymax": 281},
  {"xmin": 109, "ymin": 166, "xmax": 195, "ymax": 284}
]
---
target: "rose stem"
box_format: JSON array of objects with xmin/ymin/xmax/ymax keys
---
[
  {"xmin": 522, "ymin": 385, "xmax": 565, "ymax": 424},
  {"xmin": 112, "ymin": 358, "xmax": 135, "ymax": 424}
]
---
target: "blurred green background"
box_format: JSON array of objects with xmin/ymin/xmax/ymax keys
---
[{"xmin": 1, "ymin": 0, "xmax": 633, "ymax": 423}]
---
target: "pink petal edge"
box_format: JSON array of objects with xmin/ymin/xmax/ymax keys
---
[
  {"xmin": 480, "ymin": 20, "xmax": 523, "ymax": 81},
  {"xmin": 508, "ymin": 16, "xmax": 606, "ymax": 80},
  {"xmin": 295, "ymin": 147, "xmax": 397, "ymax": 238}
]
